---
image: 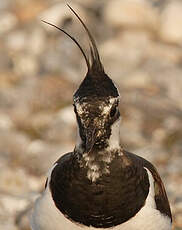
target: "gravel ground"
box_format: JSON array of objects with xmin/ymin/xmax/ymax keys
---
[{"xmin": 0, "ymin": 0, "xmax": 182, "ymax": 229}]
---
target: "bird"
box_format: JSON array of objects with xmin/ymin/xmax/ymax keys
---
[{"xmin": 30, "ymin": 5, "xmax": 172, "ymax": 230}]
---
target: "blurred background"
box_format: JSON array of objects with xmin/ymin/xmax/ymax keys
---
[{"xmin": 0, "ymin": 0, "xmax": 182, "ymax": 229}]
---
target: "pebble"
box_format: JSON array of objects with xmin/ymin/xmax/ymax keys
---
[
  {"xmin": 0, "ymin": 0, "xmax": 11, "ymax": 10},
  {"xmin": 27, "ymin": 28, "xmax": 46, "ymax": 55},
  {"xmin": 13, "ymin": 54, "xmax": 39, "ymax": 76},
  {"xmin": 100, "ymin": 32, "xmax": 147, "ymax": 80},
  {"xmin": 0, "ymin": 195, "xmax": 28, "ymax": 215},
  {"xmin": 121, "ymin": 71, "xmax": 151, "ymax": 89},
  {"xmin": 6, "ymin": 30, "xmax": 27, "ymax": 51},
  {"xmin": 0, "ymin": 194, "xmax": 29, "ymax": 230},
  {"xmin": 104, "ymin": 0, "xmax": 159, "ymax": 31},
  {"xmin": 0, "ymin": 168, "xmax": 30, "ymax": 195},
  {"xmin": 159, "ymin": 1, "xmax": 182, "ymax": 44},
  {"xmin": 57, "ymin": 106, "xmax": 75, "ymax": 125},
  {"xmin": 0, "ymin": 11, "xmax": 17, "ymax": 34},
  {"xmin": 0, "ymin": 113, "xmax": 14, "ymax": 130},
  {"xmin": 40, "ymin": 2, "xmax": 86, "ymax": 31}
]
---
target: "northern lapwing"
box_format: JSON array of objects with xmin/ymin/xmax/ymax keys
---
[{"xmin": 31, "ymin": 5, "xmax": 172, "ymax": 230}]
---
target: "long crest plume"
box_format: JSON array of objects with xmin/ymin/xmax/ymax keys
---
[
  {"xmin": 67, "ymin": 4, "xmax": 103, "ymax": 73},
  {"xmin": 42, "ymin": 4, "xmax": 104, "ymax": 73},
  {"xmin": 41, "ymin": 20, "xmax": 90, "ymax": 70}
]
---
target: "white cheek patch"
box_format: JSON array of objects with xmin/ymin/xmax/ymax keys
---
[
  {"xmin": 107, "ymin": 117, "xmax": 121, "ymax": 151},
  {"xmin": 101, "ymin": 103, "xmax": 112, "ymax": 114},
  {"xmin": 74, "ymin": 102, "xmax": 84, "ymax": 114},
  {"xmin": 101, "ymin": 97, "xmax": 119, "ymax": 115}
]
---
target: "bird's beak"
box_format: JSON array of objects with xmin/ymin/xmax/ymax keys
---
[{"xmin": 85, "ymin": 125, "xmax": 97, "ymax": 153}]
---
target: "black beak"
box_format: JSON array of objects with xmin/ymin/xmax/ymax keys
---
[{"xmin": 85, "ymin": 126, "xmax": 97, "ymax": 153}]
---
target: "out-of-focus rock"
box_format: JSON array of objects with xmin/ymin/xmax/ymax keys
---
[
  {"xmin": 167, "ymin": 155, "xmax": 182, "ymax": 174},
  {"xmin": 100, "ymin": 31, "xmax": 150, "ymax": 80},
  {"xmin": 6, "ymin": 28, "xmax": 46, "ymax": 56},
  {"xmin": 26, "ymin": 139, "xmax": 72, "ymax": 176},
  {"xmin": 0, "ymin": 222, "xmax": 18, "ymax": 230},
  {"xmin": 0, "ymin": 168, "xmax": 30, "ymax": 195},
  {"xmin": 44, "ymin": 106, "xmax": 76, "ymax": 143},
  {"xmin": 27, "ymin": 28, "xmax": 46, "ymax": 56},
  {"xmin": 15, "ymin": 206, "xmax": 32, "ymax": 230},
  {"xmin": 0, "ymin": 11, "xmax": 17, "ymax": 34},
  {"xmin": 121, "ymin": 71, "xmax": 151, "ymax": 89},
  {"xmin": 0, "ymin": 194, "xmax": 29, "ymax": 230},
  {"xmin": 57, "ymin": 106, "xmax": 75, "ymax": 125},
  {"xmin": 6, "ymin": 30, "xmax": 27, "ymax": 51},
  {"xmin": 31, "ymin": 75, "xmax": 73, "ymax": 111},
  {"xmin": 13, "ymin": 54, "xmax": 39, "ymax": 76},
  {"xmin": 159, "ymin": 1, "xmax": 182, "ymax": 44},
  {"xmin": 0, "ymin": 72, "xmax": 21, "ymax": 88},
  {"xmin": 120, "ymin": 106, "xmax": 147, "ymax": 149},
  {"xmin": 0, "ymin": 0, "xmax": 11, "ymax": 10},
  {"xmin": 14, "ymin": 112, "xmax": 53, "ymax": 140},
  {"xmin": 40, "ymin": 2, "xmax": 86, "ymax": 31},
  {"xmin": 0, "ymin": 130, "xmax": 30, "ymax": 168},
  {"xmin": 14, "ymin": 0, "xmax": 47, "ymax": 22},
  {"xmin": 0, "ymin": 113, "xmax": 14, "ymax": 130},
  {"xmin": 1, "ymin": 195, "xmax": 28, "ymax": 215},
  {"xmin": 147, "ymin": 42, "xmax": 182, "ymax": 65},
  {"xmin": 104, "ymin": 0, "xmax": 159, "ymax": 31}
]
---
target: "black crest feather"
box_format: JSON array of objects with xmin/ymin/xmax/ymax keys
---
[
  {"xmin": 41, "ymin": 20, "xmax": 90, "ymax": 69},
  {"xmin": 67, "ymin": 4, "xmax": 104, "ymax": 73},
  {"xmin": 42, "ymin": 5, "xmax": 119, "ymax": 100},
  {"xmin": 42, "ymin": 4, "xmax": 104, "ymax": 74}
]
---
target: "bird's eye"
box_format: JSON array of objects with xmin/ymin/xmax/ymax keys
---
[{"xmin": 110, "ymin": 106, "xmax": 117, "ymax": 117}]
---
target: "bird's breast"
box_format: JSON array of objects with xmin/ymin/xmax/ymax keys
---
[{"xmin": 49, "ymin": 156, "xmax": 149, "ymax": 228}]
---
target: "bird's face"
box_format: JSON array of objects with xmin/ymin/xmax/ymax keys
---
[
  {"xmin": 73, "ymin": 68, "xmax": 120, "ymax": 154},
  {"xmin": 74, "ymin": 96, "xmax": 120, "ymax": 153}
]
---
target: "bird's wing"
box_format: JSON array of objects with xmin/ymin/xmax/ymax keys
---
[{"xmin": 124, "ymin": 150, "xmax": 172, "ymax": 222}]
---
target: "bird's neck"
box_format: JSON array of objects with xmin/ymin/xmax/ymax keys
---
[{"xmin": 74, "ymin": 118, "xmax": 121, "ymax": 182}]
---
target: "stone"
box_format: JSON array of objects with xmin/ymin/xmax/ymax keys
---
[
  {"xmin": 100, "ymin": 31, "xmax": 149, "ymax": 81},
  {"xmin": 0, "ymin": 168, "xmax": 30, "ymax": 195},
  {"xmin": 121, "ymin": 71, "xmax": 151, "ymax": 89},
  {"xmin": 57, "ymin": 106, "xmax": 75, "ymax": 125},
  {"xmin": 6, "ymin": 30, "xmax": 27, "ymax": 51},
  {"xmin": 26, "ymin": 28, "xmax": 46, "ymax": 56},
  {"xmin": 0, "ymin": 0, "xmax": 11, "ymax": 10},
  {"xmin": 0, "ymin": 194, "xmax": 29, "ymax": 230},
  {"xmin": 15, "ymin": 207, "xmax": 32, "ymax": 230},
  {"xmin": 13, "ymin": 54, "xmax": 39, "ymax": 76},
  {"xmin": 0, "ymin": 130, "xmax": 30, "ymax": 168},
  {"xmin": 0, "ymin": 11, "xmax": 17, "ymax": 34},
  {"xmin": 104, "ymin": 0, "xmax": 159, "ymax": 31},
  {"xmin": 159, "ymin": 1, "xmax": 182, "ymax": 44},
  {"xmin": 0, "ymin": 113, "xmax": 14, "ymax": 130},
  {"xmin": 0, "ymin": 195, "xmax": 28, "ymax": 215},
  {"xmin": 40, "ymin": 2, "xmax": 86, "ymax": 31},
  {"xmin": 26, "ymin": 139, "xmax": 72, "ymax": 176}
]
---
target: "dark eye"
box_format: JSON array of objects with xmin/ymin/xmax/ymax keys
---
[{"xmin": 110, "ymin": 106, "xmax": 117, "ymax": 117}]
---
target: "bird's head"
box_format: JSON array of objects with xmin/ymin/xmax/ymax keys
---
[
  {"xmin": 43, "ymin": 5, "xmax": 121, "ymax": 154},
  {"xmin": 73, "ymin": 63, "xmax": 120, "ymax": 153}
]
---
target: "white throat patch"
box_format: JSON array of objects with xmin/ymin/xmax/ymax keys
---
[{"xmin": 107, "ymin": 117, "xmax": 121, "ymax": 151}]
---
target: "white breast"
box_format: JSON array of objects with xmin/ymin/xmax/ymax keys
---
[{"xmin": 30, "ymin": 167, "xmax": 172, "ymax": 230}]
